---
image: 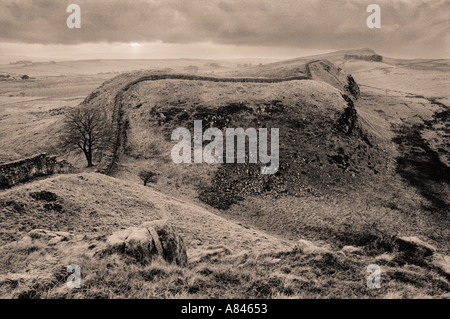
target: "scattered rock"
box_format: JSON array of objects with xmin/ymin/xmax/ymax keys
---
[
  {"xmin": 296, "ymin": 239, "xmax": 331, "ymax": 255},
  {"xmin": 397, "ymin": 236, "xmax": 436, "ymax": 256},
  {"xmin": 26, "ymin": 229, "xmax": 71, "ymax": 245},
  {"xmin": 13, "ymin": 229, "xmax": 72, "ymax": 247},
  {"xmin": 16, "ymin": 235, "xmax": 32, "ymax": 247},
  {"xmin": 189, "ymin": 246, "xmax": 232, "ymax": 263},
  {"xmin": 103, "ymin": 220, "xmax": 187, "ymax": 266},
  {"xmin": 431, "ymin": 254, "xmax": 450, "ymax": 277},
  {"xmin": 29, "ymin": 191, "xmax": 58, "ymax": 202},
  {"xmin": 341, "ymin": 245, "xmax": 363, "ymax": 255}
]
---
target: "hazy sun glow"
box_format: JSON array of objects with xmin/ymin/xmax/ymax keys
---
[{"xmin": 130, "ymin": 42, "xmax": 141, "ymax": 47}]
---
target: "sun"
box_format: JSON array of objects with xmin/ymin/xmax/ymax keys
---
[{"xmin": 130, "ymin": 42, "xmax": 141, "ymax": 47}]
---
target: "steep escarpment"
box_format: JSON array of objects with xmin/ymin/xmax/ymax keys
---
[
  {"xmin": 307, "ymin": 60, "xmax": 360, "ymax": 99},
  {"xmin": 76, "ymin": 60, "xmax": 450, "ymax": 253},
  {"xmin": 81, "ymin": 60, "xmax": 359, "ymax": 175},
  {"xmin": 82, "ymin": 72, "xmax": 314, "ymax": 175},
  {"xmin": 85, "ymin": 72, "xmax": 375, "ymax": 197},
  {"xmin": 226, "ymin": 59, "xmax": 360, "ymax": 99}
]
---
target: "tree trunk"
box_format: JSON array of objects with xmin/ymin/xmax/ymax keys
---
[{"xmin": 84, "ymin": 150, "xmax": 93, "ymax": 167}]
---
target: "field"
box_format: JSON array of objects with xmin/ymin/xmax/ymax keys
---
[{"xmin": 0, "ymin": 49, "xmax": 449, "ymax": 298}]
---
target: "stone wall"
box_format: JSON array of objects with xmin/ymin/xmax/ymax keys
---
[
  {"xmin": 0, "ymin": 153, "xmax": 74, "ymax": 189},
  {"xmin": 92, "ymin": 67, "xmax": 360, "ymax": 175},
  {"xmin": 94, "ymin": 73, "xmax": 311, "ymax": 175}
]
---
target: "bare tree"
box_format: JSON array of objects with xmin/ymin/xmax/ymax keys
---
[{"xmin": 62, "ymin": 106, "xmax": 110, "ymax": 167}]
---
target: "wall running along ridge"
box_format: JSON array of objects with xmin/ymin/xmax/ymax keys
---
[{"xmin": 93, "ymin": 65, "xmax": 360, "ymax": 175}]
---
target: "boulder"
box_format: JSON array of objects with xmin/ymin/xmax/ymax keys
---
[
  {"xmin": 104, "ymin": 220, "xmax": 187, "ymax": 266},
  {"xmin": 27, "ymin": 229, "xmax": 71, "ymax": 245}
]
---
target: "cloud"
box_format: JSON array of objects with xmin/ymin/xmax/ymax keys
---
[{"xmin": 0, "ymin": 0, "xmax": 448, "ymax": 57}]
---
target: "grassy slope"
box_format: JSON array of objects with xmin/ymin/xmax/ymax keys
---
[
  {"xmin": 0, "ymin": 75, "xmax": 108, "ymax": 163},
  {"xmin": 1, "ymin": 173, "xmax": 449, "ymax": 299},
  {"xmin": 0, "ymin": 173, "xmax": 286, "ymax": 250}
]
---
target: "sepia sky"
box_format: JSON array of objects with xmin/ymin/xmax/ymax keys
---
[{"xmin": 0, "ymin": 0, "xmax": 449, "ymax": 63}]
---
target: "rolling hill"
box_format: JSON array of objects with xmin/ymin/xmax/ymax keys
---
[
  {"xmin": 1, "ymin": 49, "xmax": 449, "ymax": 298},
  {"xmin": 77, "ymin": 56, "xmax": 449, "ymax": 253}
]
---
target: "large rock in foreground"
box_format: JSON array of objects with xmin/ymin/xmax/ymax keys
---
[{"xmin": 103, "ymin": 220, "xmax": 187, "ymax": 266}]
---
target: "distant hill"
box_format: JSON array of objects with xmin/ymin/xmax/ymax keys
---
[
  {"xmin": 0, "ymin": 58, "xmax": 277, "ymax": 77},
  {"xmin": 2, "ymin": 48, "xmax": 449, "ymax": 77}
]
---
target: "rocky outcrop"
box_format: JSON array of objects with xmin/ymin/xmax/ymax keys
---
[
  {"xmin": 16, "ymin": 229, "xmax": 72, "ymax": 247},
  {"xmin": 102, "ymin": 220, "xmax": 188, "ymax": 266},
  {"xmin": 337, "ymin": 94, "xmax": 359, "ymax": 135},
  {"xmin": 345, "ymin": 75, "xmax": 360, "ymax": 99},
  {"xmin": 340, "ymin": 245, "xmax": 363, "ymax": 255},
  {"xmin": 337, "ymin": 94, "xmax": 372, "ymax": 147},
  {"xmin": 0, "ymin": 153, "xmax": 74, "ymax": 189},
  {"xmin": 306, "ymin": 60, "xmax": 360, "ymax": 99}
]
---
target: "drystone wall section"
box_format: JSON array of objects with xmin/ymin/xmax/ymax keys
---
[{"xmin": 0, "ymin": 153, "xmax": 74, "ymax": 189}]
